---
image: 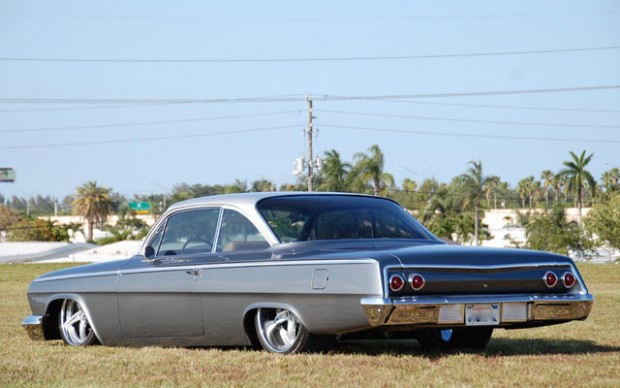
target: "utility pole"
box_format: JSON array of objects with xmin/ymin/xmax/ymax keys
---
[
  {"xmin": 306, "ymin": 97, "xmax": 314, "ymax": 191},
  {"xmin": 292, "ymin": 98, "xmax": 321, "ymax": 189}
]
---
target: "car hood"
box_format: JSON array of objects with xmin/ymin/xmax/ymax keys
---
[{"xmin": 34, "ymin": 257, "xmax": 134, "ymax": 281}]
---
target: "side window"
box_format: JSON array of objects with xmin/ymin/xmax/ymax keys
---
[
  {"xmin": 216, "ymin": 209, "xmax": 268, "ymax": 252},
  {"xmin": 157, "ymin": 208, "xmax": 220, "ymax": 257}
]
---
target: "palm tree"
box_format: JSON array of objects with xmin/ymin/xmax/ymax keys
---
[
  {"xmin": 557, "ymin": 150, "xmax": 596, "ymax": 226},
  {"xmin": 601, "ymin": 167, "xmax": 620, "ymax": 195},
  {"xmin": 318, "ymin": 149, "xmax": 351, "ymax": 192},
  {"xmin": 551, "ymin": 174, "xmax": 561, "ymax": 203},
  {"xmin": 519, "ymin": 176, "xmax": 541, "ymax": 208},
  {"xmin": 540, "ymin": 169, "xmax": 554, "ymax": 207},
  {"xmin": 72, "ymin": 181, "xmax": 112, "ymax": 242},
  {"xmin": 459, "ymin": 161, "xmax": 488, "ymax": 246},
  {"xmin": 402, "ymin": 178, "xmax": 417, "ymax": 193},
  {"xmin": 421, "ymin": 182, "xmax": 451, "ymax": 236},
  {"xmin": 418, "ymin": 178, "xmax": 439, "ymax": 204},
  {"xmin": 251, "ymin": 179, "xmax": 275, "ymax": 192},
  {"xmin": 484, "ymin": 175, "xmax": 501, "ymax": 209},
  {"xmin": 420, "ymin": 179, "xmax": 447, "ymax": 223},
  {"xmin": 556, "ymin": 174, "xmax": 569, "ymax": 202},
  {"xmin": 353, "ymin": 145, "xmax": 394, "ymax": 196},
  {"xmin": 398, "ymin": 178, "xmax": 419, "ymax": 209}
]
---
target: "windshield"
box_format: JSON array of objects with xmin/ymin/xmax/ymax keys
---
[{"xmin": 257, "ymin": 195, "xmax": 436, "ymax": 243}]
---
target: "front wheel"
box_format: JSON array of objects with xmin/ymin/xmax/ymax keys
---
[
  {"xmin": 58, "ymin": 299, "xmax": 99, "ymax": 346},
  {"xmin": 254, "ymin": 308, "xmax": 333, "ymax": 354},
  {"xmin": 417, "ymin": 327, "xmax": 493, "ymax": 351}
]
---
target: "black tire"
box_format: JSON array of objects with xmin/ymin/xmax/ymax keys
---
[
  {"xmin": 58, "ymin": 299, "xmax": 99, "ymax": 346},
  {"xmin": 416, "ymin": 327, "xmax": 493, "ymax": 351},
  {"xmin": 254, "ymin": 308, "xmax": 334, "ymax": 354}
]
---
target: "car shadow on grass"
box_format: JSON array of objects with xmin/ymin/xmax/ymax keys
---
[{"xmin": 331, "ymin": 339, "xmax": 620, "ymax": 358}]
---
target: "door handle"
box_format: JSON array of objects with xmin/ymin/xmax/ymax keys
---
[{"xmin": 185, "ymin": 269, "xmax": 200, "ymax": 277}]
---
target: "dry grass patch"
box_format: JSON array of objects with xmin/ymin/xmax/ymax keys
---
[{"xmin": 1, "ymin": 263, "xmax": 618, "ymax": 387}]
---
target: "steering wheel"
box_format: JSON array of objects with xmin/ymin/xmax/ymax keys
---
[{"xmin": 181, "ymin": 239, "xmax": 212, "ymax": 254}]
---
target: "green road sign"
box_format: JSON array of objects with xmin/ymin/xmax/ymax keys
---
[
  {"xmin": 128, "ymin": 201, "xmax": 152, "ymax": 213},
  {"xmin": 0, "ymin": 168, "xmax": 15, "ymax": 182}
]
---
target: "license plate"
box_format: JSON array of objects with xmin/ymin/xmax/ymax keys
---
[{"xmin": 465, "ymin": 303, "xmax": 500, "ymax": 326}]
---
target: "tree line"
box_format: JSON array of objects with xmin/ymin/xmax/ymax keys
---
[{"xmin": 1, "ymin": 146, "xmax": 619, "ymax": 256}]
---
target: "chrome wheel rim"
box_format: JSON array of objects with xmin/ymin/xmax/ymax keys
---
[
  {"xmin": 60, "ymin": 299, "xmax": 94, "ymax": 346},
  {"xmin": 256, "ymin": 308, "xmax": 301, "ymax": 353}
]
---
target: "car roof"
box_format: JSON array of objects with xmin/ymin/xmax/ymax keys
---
[{"xmin": 167, "ymin": 191, "xmax": 377, "ymax": 211}]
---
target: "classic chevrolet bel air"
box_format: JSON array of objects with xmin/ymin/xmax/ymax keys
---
[{"xmin": 22, "ymin": 193, "xmax": 593, "ymax": 353}]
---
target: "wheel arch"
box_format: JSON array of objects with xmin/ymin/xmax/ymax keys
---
[
  {"xmin": 43, "ymin": 294, "xmax": 102, "ymax": 343},
  {"xmin": 242, "ymin": 302, "xmax": 309, "ymax": 348}
]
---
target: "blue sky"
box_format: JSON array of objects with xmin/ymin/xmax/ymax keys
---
[{"xmin": 1, "ymin": 0, "xmax": 619, "ymax": 199}]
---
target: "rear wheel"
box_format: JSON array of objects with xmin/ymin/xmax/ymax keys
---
[
  {"xmin": 254, "ymin": 308, "xmax": 334, "ymax": 354},
  {"xmin": 417, "ymin": 327, "xmax": 493, "ymax": 350},
  {"xmin": 58, "ymin": 299, "xmax": 98, "ymax": 346}
]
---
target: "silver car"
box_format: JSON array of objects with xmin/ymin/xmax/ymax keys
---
[{"xmin": 22, "ymin": 193, "xmax": 594, "ymax": 353}]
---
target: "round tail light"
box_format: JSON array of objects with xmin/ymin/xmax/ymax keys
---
[
  {"xmin": 409, "ymin": 273, "xmax": 426, "ymax": 291},
  {"xmin": 562, "ymin": 272, "xmax": 576, "ymax": 288},
  {"xmin": 389, "ymin": 274, "xmax": 405, "ymax": 292},
  {"xmin": 543, "ymin": 271, "xmax": 558, "ymax": 288}
]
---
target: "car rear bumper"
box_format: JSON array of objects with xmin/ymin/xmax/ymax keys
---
[
  {"xmin": 21, "ymin": 315, "xmax": 45, "ymax": 341},
  {"xmin": 361, "ymin": 293, "xmax": 594, "ymax": 327}
]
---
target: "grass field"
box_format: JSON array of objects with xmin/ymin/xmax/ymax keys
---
[{"xmin": 1, "ymin": 263, "xmax": 619, "ymax": 387}]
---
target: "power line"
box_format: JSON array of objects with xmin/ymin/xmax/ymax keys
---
[
  {"xmin": 0, "ymin": 93, "xmax": 307, "ymax": 104},
  {"xmin": 0, "ymin": 96, "xmax": 303, "ymax": 104},
  {"xmin": 318, "ymin": 109, "xmax": 620, "ymax": 129},
  {"xmin": 1, "ymin": 46, "xmax": 619, "ymax": 63},
  {"xmin": 3, "ymin": 11, "xmax": 619, "ymax": 22},
  {"xmin": 2, "ymin": 96, "xmax": 617, "ymax": 115},
  {"xmin": 368, "ymin": 99, "xmax": 620, "ymax": 113},
  {"xmin": 0, "ymin": 125, "xmax": 297, "ymax": 150},
  {"xmin": 0, "ymin": 102, "xmax": 180, "ymax": 113},
  {"xmin": 1, "ymin": 84, "xmax": 619, "ymax": 105},
  {"xmin": 0, "ymin": 110, "xmax": 299, "ymax": 134},
  {"xmin": 312, "ymin": 85, "xmax": 620, "ymax": 101},
  {"xmin": 0, "ymin": 94, "xmax": 306, "ymax": 112},
  {"xmin": 322, "ymin": 123, "xmax": 620, "ymax": 144}
]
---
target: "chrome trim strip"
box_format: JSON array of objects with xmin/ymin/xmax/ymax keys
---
[
  {"xmin": 123, "ymin": 258, "xmax": 379, "ymax": 275},
  {"xmin": 21, "ymin": 315, "xmax": 45, "ymax": 341},
  {"xmin": 33, "ymin": 270, "xmax": 119, "ymax": 283},
  {"xmin": 35, "ymin": 259, "xmax": 379, "ymax": 282},
  {"xmin": 211, "ymin": 208, "xmax": 225, "ymax": 253}
]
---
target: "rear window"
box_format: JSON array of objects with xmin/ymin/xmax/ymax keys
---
[{"xmin": 257, "ymin": 195, "xmax": 434, "ymax": 243}]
